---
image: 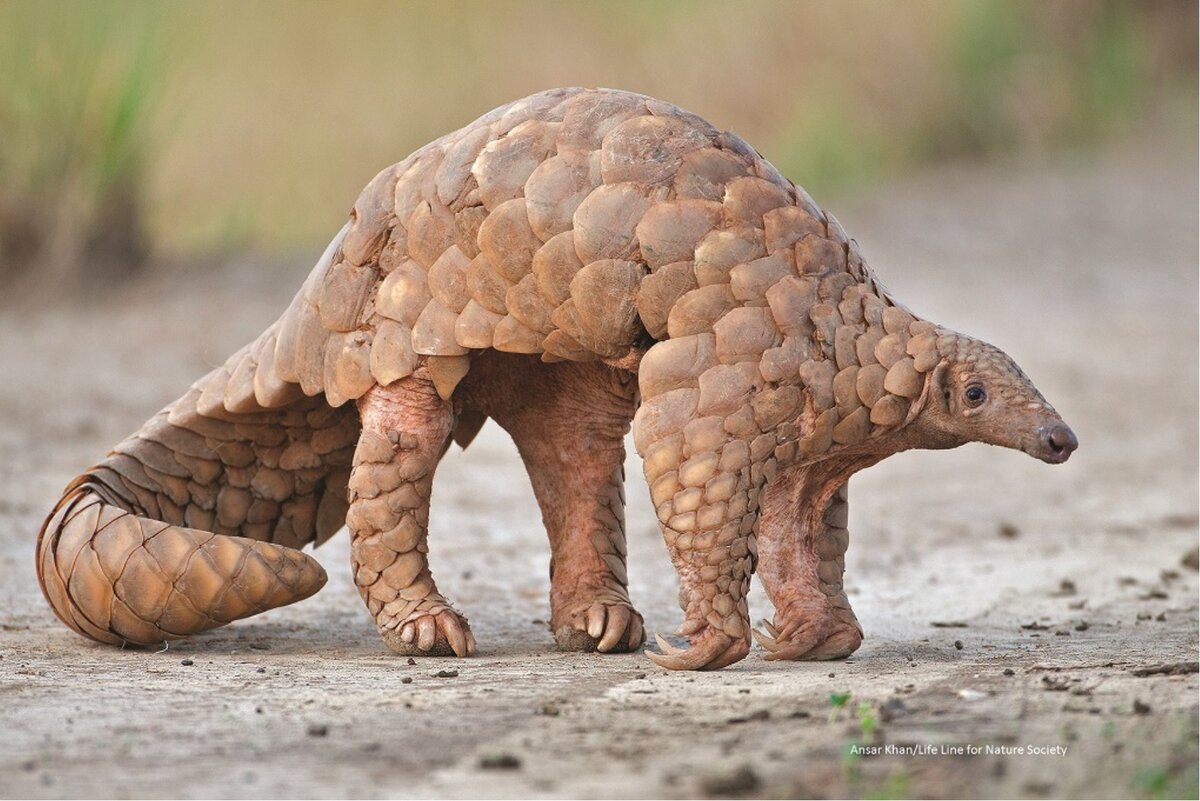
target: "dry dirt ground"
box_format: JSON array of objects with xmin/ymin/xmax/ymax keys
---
[{"xmin": 1, "ymin": 136, "xmax": 1196, "ymax": 800}]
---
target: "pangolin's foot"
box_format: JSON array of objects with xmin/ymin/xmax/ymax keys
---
[
  {"xmin": 378, "ymin": 605, "xmax": 476, "ymax": 658},
  {"xmin": 752, "ymin": 597, "xmax": 863, "ymax": 661},
  {"xmin": 552, "ymin": 600, "xmax": 645, "ymax": 653},
  {"xmin": 647, "ymin": 622, "xmax": 750, "ymax": 671}
]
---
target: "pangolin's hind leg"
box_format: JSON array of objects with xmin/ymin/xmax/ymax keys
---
[
  {"xmin": 458, "ymin": 354, "xmax": 644, "ymax": 654},
  {"xmin": 753, "ymin": 478, "xmax": 863, "ymax": 660},
  {"xmin": 350, "ymin": 374, "xmax": 474, "ymax": 657}
]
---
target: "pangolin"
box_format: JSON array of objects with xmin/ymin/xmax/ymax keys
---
[{"xmin": 36, "ymin": 87, "xmax": 1078, "ymax": 671}]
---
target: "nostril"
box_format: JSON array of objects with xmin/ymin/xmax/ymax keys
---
[{"xmin": 1047, "ymin": 424, "xmax": 1078, "ymax": 453}]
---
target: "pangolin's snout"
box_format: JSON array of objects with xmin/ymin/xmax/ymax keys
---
[{"xmin": 1038, "ymin": 423, "xmax": 1078, "ymax": 464}]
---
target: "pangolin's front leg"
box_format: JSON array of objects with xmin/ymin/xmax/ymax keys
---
[
  {"xmin": 753, "ymin": 478, "xmax": 863, "ymax": 660},
  {"xmin": 636, "ymin": 411, "xmax": 771, "ymax": 671},
  {"xmin": 350, "ymin": 373, "xmax": 474, "ymax": 657}
]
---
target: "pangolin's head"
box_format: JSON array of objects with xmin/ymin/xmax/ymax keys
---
[{"xmin": 911, "ymin": 332, "xmax": 1078, "ymax": 464}]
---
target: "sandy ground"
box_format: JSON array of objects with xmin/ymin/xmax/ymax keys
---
[{"xmin": 1, "ymin": 136, "xmax": 1196, "ymax": 800}]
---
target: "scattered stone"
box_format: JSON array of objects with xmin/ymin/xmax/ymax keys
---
[
  {"xmin": 401, "ymin": 677, "xmax": 413, "ymax": 684},
  {"xmin": 1139, "ymin": 589, "xmax": 1168, "ymax": 600},
  {"xmin": 1182, "ymin": 547, "xmax": 1199, "ymax": 571},
  {"xmin": 1132, "ymin": 699, "xmax": 1152, "ymax": 715},
  {"xmin": 306, "ymin": 724, "xmax": 329, "ymax": 737},
  {"xmin": 700, "ymin": 764, "xmax": 760, "ymax": 797},
  {"xmin": 931, "ymin": 620, "xmax": 968, "ymax": 628},
  {"xmin": 1003, "ymin": 668, "xmax": 1016, "ymax": 676},
  {"xmin": 249, "ymin": 642, "xmax": 270, "ymax": 650},
  {"xmin": 1041, "ymin": 676, "xmax": 1071, "ymax": 692},
  {"xmin": 180, "ymin": 659, "xmax": 194, "ymax": 666},
  {"xmin": 1052, "ymin": 579, "xmax": 1077, "ymax": 596},
  {"xmin": 538, "ymin": 703, "xmax": 560, "ymax": 717},
  {"xmin": 954, "ymin": 640, "xmax": 964, "ymax": 650},
  {"xmin": 406, "ymin": 658, "xmax": 416, "ymax": 666},
  {"xmin": 998, "ymin": 522, "xmax": 1020, "ymax": 539},
  {"xmin": 726, "ymin": 709, "xmax": 770, "ymax": 724},
  {"xmin": 434, "ymin": 669, "xmax": 459, "ymax": 678},
  {"xmin": 879, "ymin": 698, "xmax": 908, "ymax": 722},
  {"xmin": 256, "ymin": 667, "xmax": 266, "ymax": 673},
  {"xmin": 479, "ymin": 752, "xmax": 522, "ymax": 770},
  {"xmin": 1130, "ymin": 662, "xmax": 1199, "ymax": 677},
  {"xmin": 1074, "ymin": 621, "xmax": 1090, "ymax": 631},
  {"xmin": 1021, "ymin": 621, "xmax": 1051, "ymax": 631}
]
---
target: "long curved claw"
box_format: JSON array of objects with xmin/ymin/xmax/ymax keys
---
[
  {"xmin": 598, "ymin": 604, "xmax": 631, "ymax": 652},
  {"xmin": 648, "ymin": 630, "xmax": 740, "ymax": 671},
  {"xmin": 626, "ymin": 614, "xmax": 645, "ymax": 651},
  {"xmin": 439, "ymin": 611, "xmax": 470, "ymax": 657},
  {"xmin": 653, "ymin": 632, "xmax": 686, "ymax": 655},
  {"xmin": 586, "ymin": 605, "xmax": 606, "ymax": 639},
  {"xmin": 416, "ymin": 615, "xmax": 437, "ymax": 651},
  {"xmin": 754, "ymin": 620, "xmax": 816, "ymax": 661}
]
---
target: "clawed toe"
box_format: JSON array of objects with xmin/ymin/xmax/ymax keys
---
[
  {"xmin": 554, "ymin": 602, "xmax": 645, "ymax": 653},
  {"xmin": 753, "ymin": 615, "xmax": 862, "ymax": 661},
  {"xmin": 647, "ymin": 626, "xmax": 749, "ymax": 671},
  {"xmin": 381, "ymin": 610, "xmax": 476, "ymax": 657}
]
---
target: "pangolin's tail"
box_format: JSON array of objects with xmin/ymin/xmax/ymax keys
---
[
  {"xmin": 36, "ymin": 478, "xmax": 328, "ymax": 645},
  {"xmin": 35, "ymin": 327, "xmax": 361, "ymax": 646}
]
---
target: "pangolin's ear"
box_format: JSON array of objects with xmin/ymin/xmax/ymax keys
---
[
  {"xmin": 931, "ymin": 360, "xmax": 952, "ymax": 412},
  {"xmin": 904, "ymin": 359, "xmax": 951, "ymax": 425}
]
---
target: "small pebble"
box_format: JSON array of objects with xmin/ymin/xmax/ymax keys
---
[
  {"xmin": 954, "ymin": 640, "xmax": 964, "ymax": 650},
  {"xmin": 401, "ymin": 677, "xmax": 413, "ymax": 684},
  {"xmin": 479, "ymin": 753, "xmax": 521, "ymax": 770},
  {"xmin": 434, "ymin": 669, "xmax": 459, "ymax": 678},
  {"xmin": 307, "ymin": 724, "xmax": 329, "ymax": 737},
  {"xmin": 1003, "ymin": 668, "xmax": 1015, "ymax": 676},
  {"xmin": 180, "ymin": 659, "xmax": 194, "ymax": 666}
]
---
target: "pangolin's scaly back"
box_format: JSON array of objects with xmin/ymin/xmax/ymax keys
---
[{"xmin": 238, "ymin": 87, "xmax": 881, "ymax": 409}]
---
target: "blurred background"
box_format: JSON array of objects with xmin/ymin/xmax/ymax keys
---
[{"xmin": 0, "ymin": 0, "xmax": 1195, "ymax": 291}]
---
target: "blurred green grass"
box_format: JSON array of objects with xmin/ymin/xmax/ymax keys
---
[{"xmin": 1, "ymin": 0, "xmax": 1195, "ymax": 283}]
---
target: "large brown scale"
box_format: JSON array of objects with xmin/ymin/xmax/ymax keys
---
[{"xmin": 36, "ymin": 88, "xmax": 1077, "ymax": 670}]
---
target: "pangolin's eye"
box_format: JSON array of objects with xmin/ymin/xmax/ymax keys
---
[{"xmin": 964, "ymin": 385, "xmax": 987, "ymax": 407}]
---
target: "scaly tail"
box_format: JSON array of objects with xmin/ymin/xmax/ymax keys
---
[
  {"xmin": 35, "ymin": 323, "xmax": 361, "ymax": 646},
  {"xmin": 36, "ymin": 477, "xmax": 327, "ymax": 645}
]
